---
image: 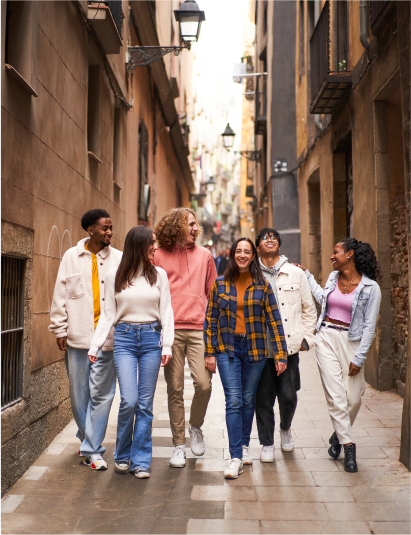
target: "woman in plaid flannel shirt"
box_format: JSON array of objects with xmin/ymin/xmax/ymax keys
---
[{"xmin": 204, "ymin": 238, "xmax": 287, "ymax": 479}]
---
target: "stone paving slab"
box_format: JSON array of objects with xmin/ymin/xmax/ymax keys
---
[{"xmin": 2, "ymin": 349, "xmax": 410, "ymax": 534}]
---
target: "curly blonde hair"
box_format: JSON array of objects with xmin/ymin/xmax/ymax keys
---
[{"xmin": 154, "ymin": 208, "xmax": 203, "ymax": 249}]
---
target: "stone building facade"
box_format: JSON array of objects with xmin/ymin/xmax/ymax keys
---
[
  {"xmin": 294, "ymin": 0, "xmax": 410, "ymax": 468},
  {"xmin": 1, "ymin": 0, "xmax": 194, "ymax": 495}
]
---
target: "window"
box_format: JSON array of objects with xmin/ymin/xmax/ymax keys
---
[
  {"xmin": 263, "ymin": 2, "xmax": 268, "ymax": 35},
  {"xmin": 335, "ymin": 0, "xmax": 348, "ymax": 71},
  {"xmin": 5, "ymin": 1, "xmax": 37, "ymax": 94},
  {"xmin": 1, "ymin": 256, "xmax": 25, "ymax": 409},
  {"xmin": 138, "ymin": 121, "xmax": 149, "ymax": 221},
  {"xmin": 87, "ymin": 65, "xmax": 101, "ymax": 158}
]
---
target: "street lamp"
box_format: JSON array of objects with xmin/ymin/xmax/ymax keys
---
[
  {"xmin": 221, "ymin": 125, "xmax": 262, "ymax": 163},
  {"xmin": 222, "ymin": 123, "xmax": 235, "ymax": 150},
  {"xmin": 206, "ymin": 176, "xmax": 216, "ymax": 192},
  {"xmin": 128, "ymin": 0, "xmax": 205, "ymax": 69}
]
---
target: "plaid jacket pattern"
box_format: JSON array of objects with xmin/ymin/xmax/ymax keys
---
[{"xmin": 204, "ymin": 276, "xmax": 287, "ymax": 362}]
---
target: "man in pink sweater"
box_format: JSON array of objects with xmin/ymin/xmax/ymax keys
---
[{"xmin": 154, "ymin": 208, "xmax": 217, "ymax": 467}]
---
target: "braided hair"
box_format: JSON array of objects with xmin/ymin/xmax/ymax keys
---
[{"xmin": 339, "ymin": 238, "xmax": 381, "ymax": 282}]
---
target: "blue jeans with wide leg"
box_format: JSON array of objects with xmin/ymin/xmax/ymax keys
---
[
  {"xmin": 216, "ymin": 335, "xmax": 267, "ymax": 460},
  {"xmin": 113, "ymin": 322, "xmax": 162, "ymax": 472},
  {"xmin": 65, "ymin": 346, "xmax": 116, "ymax": 457}
]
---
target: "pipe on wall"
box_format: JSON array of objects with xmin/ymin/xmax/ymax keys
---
[{"xmin": 359, "ymin": 0, "xmax": 371, "ymax": 54}]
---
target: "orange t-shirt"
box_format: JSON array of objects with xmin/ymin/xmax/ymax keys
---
[{"xmin": 234, "ymin": 271, "xmax": 252, "ymax": 334}]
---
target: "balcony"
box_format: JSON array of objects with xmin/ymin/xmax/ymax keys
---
[
  {"xmin": 255, "ymin": 75, "xmax": 267, "ymax": 135},
  {"xmin": 221, "ymin": 204, "xmax": 232, "ymax": 216},
  {"xmin": 88, "ymin": 2, "xmax": 123, "ymax": 54},
  {"xmin": 309, "ymin": 1, "xmax": 352, "ymax": 114},
  {"xmin": 370, "ymin": 1, "xmax": 394, "ymax": 35}
]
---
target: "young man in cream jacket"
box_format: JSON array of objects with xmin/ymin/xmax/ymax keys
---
[
  {"xmin": 49, "ymin": 209, "xmax": 122, "ymax": 470},
  {"xmin": 255, "ymin": 228, "xmax": 317, "ymax": 461}
]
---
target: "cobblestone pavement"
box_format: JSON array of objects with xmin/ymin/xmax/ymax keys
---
[{"xmin": 2, "ymin": 349, "xmax": 410, "ymax": 534}]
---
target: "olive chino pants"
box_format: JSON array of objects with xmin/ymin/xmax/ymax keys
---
[{"xmin": 164, "ymin": 329, "xmax": 212, "ymax": 445}]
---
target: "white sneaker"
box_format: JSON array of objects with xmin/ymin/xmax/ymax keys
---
[
  {"xmin": 189, "ymin": 425, "xmax": 205, "ymax": 456},
  {"xmin": 224, "ymin": 458, "xmax": 243, "ymax": 479},
  {"xmin": 260, "ymin": 445, "xmax": 275, "ymax": 462},
  {"xmin": 169, "ymin": 445, "xmax": 186, "ymax": 467},
  {"xmin": 242, "ymin": 445, "xmax": 253, "ymax": 465},
  {"xmin": 134, "ymin": 469, "xmax": 150, "ymax": 479},
  {"xmin": 280, "ymin": 428, "xmax": 294, "ymax": 451},
  {"xmin": 114, "ymin": 461, "xmax": 129, "ymax": 472},
  {"xmin": 84, "ymin": 454, "xmax": 108, "ymax": 470}
]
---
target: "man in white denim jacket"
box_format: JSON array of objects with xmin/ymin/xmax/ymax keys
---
[
  {"xmin": 49, "ymin": 209, "xmax": 122, "ymax": 470},
  {"xmin": 255, "ymin": 228, "xmax": 317, "ymax": 462}
]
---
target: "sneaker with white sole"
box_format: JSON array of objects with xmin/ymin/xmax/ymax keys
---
[
  {"xmin": 83, "ymin": 454, "xmax": 108, "ymax": 470},
  {"xmin": 134, "ymin": 469, "xmax": 150, "ymax": 479},
  {"xmin": 169, "ymin": 445, "xmax": 186, "ymax": 468},
  {"xmin": 114, "ymin": 461, "xmax": 129, "ymax": 472},
  {"xmin": 260, "ymin": 445, "xmax": 275, "ymax": 462},
  {"xmin": 224, "ymin": 458, "xmax": 243, "ymax": 479},
  {"xmin": 280, "ymin": 428, "xmax": 294, "ymax": 451},
  {"xmin": 189, "ymin": 425, "xmax": 205, "ymax": 456},
  {"xmin": 242, "ymin": 445, "xmax": 253, "ymax": 465}
]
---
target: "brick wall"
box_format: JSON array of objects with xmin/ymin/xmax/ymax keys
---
[{"xmin": 390, "ymin": 194, "xmax": 409, "ymax": 397}]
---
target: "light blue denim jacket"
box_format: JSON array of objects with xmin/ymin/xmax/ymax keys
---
[{"xmin": 305, "ymin": 269, "xmax": 381, "ymax": 368}]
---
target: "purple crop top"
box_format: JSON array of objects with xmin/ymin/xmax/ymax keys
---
[{"xmin": 327, "ymin": 283, "xmax": 357, "ymax": 324}]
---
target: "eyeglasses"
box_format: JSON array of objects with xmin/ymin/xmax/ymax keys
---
[{"xmin": 261, "ymin": 235, "xmax": 278, "ymax": 242}]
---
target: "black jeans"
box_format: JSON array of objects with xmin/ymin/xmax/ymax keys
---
[{"xmin": 255, "ymin": 353, "xmax": 301, "ymax": 446}]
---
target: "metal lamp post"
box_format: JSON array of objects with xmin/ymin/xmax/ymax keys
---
[
  {"xmin": 221, "ymin": 124, "xmax": 261, "ymax": 163},
  {"xmin": 128, "ymin": 0, "xmax": 205, "ymax": 69}
]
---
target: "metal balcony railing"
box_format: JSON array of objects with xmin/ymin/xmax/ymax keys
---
[
  {"xmin": 105, "ymin": 1, "xmax": 123, "ymax": 37},
  {"xmin": 255, "ymin": 75, "xmax": 267, "ymax": 135},
  {"xmin": 309, "ymin": 0, "xmax": 352, "ymax": 114},
  {"xmin": 370, "ymin": 1, "xmax": 390, "ymax": 29}
]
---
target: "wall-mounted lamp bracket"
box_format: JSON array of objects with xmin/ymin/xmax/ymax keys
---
[
  {"xmin": 235, "ymin": 150, "xmax": 262, "ymax": 163},
  {"xmin": 127, "ymin": 43, "xmax": 191, "ymax": 69}
]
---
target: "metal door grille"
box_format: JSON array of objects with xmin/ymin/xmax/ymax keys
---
[{"xmin": 1, "ymin": 256, "xmax": 25, "ymax": 409}]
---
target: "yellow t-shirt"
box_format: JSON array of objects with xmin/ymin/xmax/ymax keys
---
[{"xmin": 85, "ymin": 242, "xmax": 101, "ymax": 329}]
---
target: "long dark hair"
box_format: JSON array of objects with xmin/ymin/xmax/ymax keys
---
[
  {"xmin": 339, "ymin": 238, "xmax": 381, "ymax": 282},
  {"xmin": 115, "ymin": 226, "xmax": 157, "ymax": 292},
  {"xmin": 224, "ymin": 237, "xmax": 265, "ymax": 284}
]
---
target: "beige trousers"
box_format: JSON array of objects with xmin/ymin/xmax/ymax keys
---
[
  {"xmin": 164, "ymin": 329, "xmax": 212, "ymax": 445},
  {"xmin": 315, "ymin": 325, "xmax": 365, "ymax": 444}
]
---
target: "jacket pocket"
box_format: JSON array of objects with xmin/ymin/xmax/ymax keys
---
[
  {"xmin": 218, "ymin": 294, "xmax": 230, "ymax": 311},
  {"xmin": 66, "ymin": 273, "xmax": 85, "ymax": 299},
  {"xmin": 283, "ymin": 283, "xmax": 301, "ymax": 307}
]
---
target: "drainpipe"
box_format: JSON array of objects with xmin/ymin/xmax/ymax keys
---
[
  {"xmin": 314, "ymin": 114, "xmax": 322, "ymax": 131},
  {"xmin": 360, "ymin": 0, "xmax": 371, "ymax": 57}
]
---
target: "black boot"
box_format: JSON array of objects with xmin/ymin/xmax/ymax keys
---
[
  {"xmin": 328, "ymin": 432, "xmax": 341, "ymax": 460},
  {"xmin": 343, "ymin": 443, "xmax": 358, "ymax": 473}
]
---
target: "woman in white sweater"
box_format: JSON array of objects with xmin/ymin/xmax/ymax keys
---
[{"xmin": 88, "ymin": 226, "xmax": 174, "ymax": 479}]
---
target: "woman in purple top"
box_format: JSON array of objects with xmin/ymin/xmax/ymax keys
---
[{"xmin": 294, "ymin": 238, "xmax": 381, "ymax": 473}]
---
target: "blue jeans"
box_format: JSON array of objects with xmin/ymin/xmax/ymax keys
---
[
  {"xmin": 113, "ymin": 322, "xmax": 162, "ymax": 471},
  {"xmin": 216, "ymin": 335, "xmax": 267, "ymax": 459},
  {"xmin": 65, "ymin": 346, "xmax": 116, "ymax": 457}
]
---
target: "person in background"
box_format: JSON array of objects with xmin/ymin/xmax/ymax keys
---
[
  {"xmin": 214, "ymin": 249, "xmax": 224, "ymax": 272},
  {"xmin": 154, "ymin": 208, "xmax": 217, "ymax": 468},
  {"xmin": 218, "ymin": 247, "xmax": 230, "ymax": 276},
  {"xmin": 293, "ymin": 238, "xmax": 381, "ymax": 473},
  {"xmin": 204, "ymin": 237, "xmax": 287, "ymax": 479},
  {"xmin": 255, "ymin": 228, "xmax": 317, "ymax": 461},
  {"xmin": 49, "ymin": 209, "xmax": 122, "ymax": 470},
  {"xmin": 88, "ymin": 226, "xmax": 173, "ymax": 479}
]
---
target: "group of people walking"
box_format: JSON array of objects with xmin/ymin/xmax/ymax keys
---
[{"xmin": 49, "ymin": 207, "xmax": 381, "ymax": 479}]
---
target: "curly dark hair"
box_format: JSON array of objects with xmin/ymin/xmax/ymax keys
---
[
  {"xmin": 81, "ymin": 209, "xmax": 110, "ymax": 231},
  {"xmin": 224, "ymin": 238, "xmax": 265, "ymax": 284},
  {"xmin": 339, "ymin": 238, "xmax": 381, "ymax": 282},
  {"xmin": 255, "ymin": 227, "xmax": 282, "ymax": 247},
  {"xmin": 154, "ymin": 208, "xmax": 203, "ymax": 249},
  {"xmin": 115, "ymin": 226, "xmax": 157, "ymax": 291}
]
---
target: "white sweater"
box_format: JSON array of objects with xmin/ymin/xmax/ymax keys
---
[
  {"xmin": 49, "ymin": 238, "xmax": 122, "ymax": 351},
  {"xmin": 89, "ymin": 266, "xmax": 174, "ymax": 357}
]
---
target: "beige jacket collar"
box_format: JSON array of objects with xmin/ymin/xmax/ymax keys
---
[{"xmin": 77, "ymin": 238, "xmax": 111, "ymax": 259}]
